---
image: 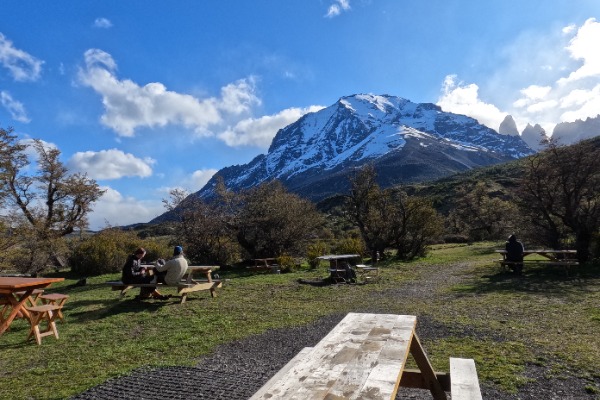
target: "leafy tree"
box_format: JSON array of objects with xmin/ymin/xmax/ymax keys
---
[
  {"xmin": 232, "ymin": 181, "xmax": 324, "ymax": 258},
  {"xmin": 451, "ymin": 181, "xmax": 519, "ymax": 241},
  {"xmin": 345, "ymin": 165, "xmax": 395, "ymax": 261},
  {"xmin": 163, "ymin": 187, "xmax": 240, "ymax": 265},
  {"xmin": 517, "ymin": 138, "xmax": 600, "ymax": 261},
  {"xmin": 391, "ymin": 194, "xmax": 443, "ymax": 260},
  {"xmin": 346, "ymin": 165, "xmax": 442, "ymax": 261},
  {"xmin": 0, "ymin": 127, "xmax": 105, "ymax": 274}
]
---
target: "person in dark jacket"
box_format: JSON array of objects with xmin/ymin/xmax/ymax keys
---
[
  {"xmin": 121, "ymin": 247, "xmax": 168, "ymax": 300},
  {"xmin": 505, "ymin": 235, "xmax": 525, "ymax": 275}
]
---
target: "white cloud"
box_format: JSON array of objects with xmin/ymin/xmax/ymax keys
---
[
  {"xmin": 437, "ymin": 75, "xmax": 505, "ymax": 130},
  {"xmin": 93, "ymin": 18, "xmax": 113, "ymax": 28},
  {"xmin": 437, "ymin": 18, "xmax": 600, "ymax": 137},
  {"xmin": 0, "ymin": 32, "xmax": 43, "ymax": 81},
  {"xmin": 188, "ymin": 169, "xmax": 218, "ymax": 191},
  {"xmin": 0, "ymin": 91, "xmax": 30, "ymax": 122},
  {"xmin": 78, "ymin": 49, "xmax": 260, "ymax": 137},
  {"xmin": 558, "ymin": 18, "xmax": 600, "ymax": 84},
  {"xmin": 87, "ymin": 186, "xmax": 164, "ymax": 230},
  {"xmin": 218, "ymin": 105, "xmax": 324, "ymax": 148},
  {"xmin": 559, "ymin": 84, "xmax": 600, "ymax": 122},
  {"xmin": 325, "ymin": 0, "xmax": 351, "ymax": 18},
  {"xmin": 67, "ymin": 149, "xmax": 154, "ymax": 180}
]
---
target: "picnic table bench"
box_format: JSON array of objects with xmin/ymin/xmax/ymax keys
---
[
  {"xmin": 105, "ymin": 265, "xmax": 221, "ymax": 303},
  {"xmin": 250, "ymin": 312, "xmax": 482, "ymax": 400},
  {"xmin": 495, "ymin": 249, "xmax": 578, "ymax": 275},
  {"xmin": 248, "ymin": 258, "xmax": 280, "ymax": 273}
]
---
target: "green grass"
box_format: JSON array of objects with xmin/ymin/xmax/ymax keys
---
[{"xmin": 1, "ymin": 242, "xmax": 599, "ymax": 399}]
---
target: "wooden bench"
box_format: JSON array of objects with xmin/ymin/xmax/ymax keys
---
[
  {"xmin": 355, "ymin": 264, "xmax": 380, "ymax": 283},
  {"xmin": 450, "ymin": 357, "xmax": 483, "ymax": 400},
  {"xmin": 105, "ymin": 280, "xmax": 222, "ymax": 303},
  {"xmin": 250, "ymin": 313, "xmax": 483, "ymax": 400},
  {"xmin": 496, "ymin": 259, "xmax": 579, "ymax": 276}
]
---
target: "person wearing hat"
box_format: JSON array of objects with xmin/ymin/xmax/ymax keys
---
[
  {"xmin": 154, "ymin": 245, "xmax": 189, "ymax": 286},
  {"xmin": 505, "ymin": 234, "xmax": 525, "ymax": 275}
]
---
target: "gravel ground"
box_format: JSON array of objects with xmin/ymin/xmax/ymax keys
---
[{"xmin": 72, "ymin": 262, "xmax": 599, "ymax": 400}]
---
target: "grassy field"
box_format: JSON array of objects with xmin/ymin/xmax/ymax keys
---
[{"xmin": 1, "ymin": 242, "xmax": 599, "ymax": 399}]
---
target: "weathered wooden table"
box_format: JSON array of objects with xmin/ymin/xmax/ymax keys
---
[{"xmin": 251, "ymin": 312, "xmax": 461, "ymax": 400}]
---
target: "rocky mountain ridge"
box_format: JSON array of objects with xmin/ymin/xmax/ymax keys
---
[{"xmin": 190, "ymin": 94, "xmax": 532, "ymax": 203}]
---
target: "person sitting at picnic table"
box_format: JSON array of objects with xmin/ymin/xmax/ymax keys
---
[
  {"xmin": 153, "ymin": 245, "xmax": 188, "ymax": 286},
  {"xmin": 505, "ymin": 234, "xmax": 525, "ymax": 275},
  {"xmin": 121, "ymin": 247, "xmax": 169, "ymax": 300}
]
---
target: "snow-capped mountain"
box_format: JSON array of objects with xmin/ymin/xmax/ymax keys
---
[{"xmin": 192, "ymin": 94, "xmax": 533, "ymax": 203}]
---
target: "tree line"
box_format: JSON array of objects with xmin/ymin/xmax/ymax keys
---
[{"xmin": 1, "ymin": 125, "xmax": 599, "ymax": 276}]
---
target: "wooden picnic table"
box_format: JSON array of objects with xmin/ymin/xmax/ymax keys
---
[
  {"xmin": 251, "ymin": 312, "xmax": 483, "ymax": 400},
  {"xmin": 251, "ymin": 258, "xmax": 280, "ymax": 273},
  {"xmin": 106, "ymin": 265, "xmax": 221, "ymax": 303},
  {"xmin": 495, "ymin": 249, "xmax": 577, "ymax": 260},
  {"xmin": 317, "ymin": 254, "xmax": 361, "ymax": 283},
  {"xmin": 0, "ymin": 277, "xmax": 64, "ymax": 336},
  {"xmin": 495, "ymin": 249, "xmax": 578, "ymax": 275}
]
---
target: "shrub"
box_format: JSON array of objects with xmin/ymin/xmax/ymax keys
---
[
  {"xmin": 276, "ymin": 254, "xmax": 295, "ymax": 273},
  {"xmin": 332, "ymin": 237, "xmax": 365, "ymax": 257},
  {"xmin": 306, "ymin": 241, "xmax": 329, "ymax": 269},
  {"xmin": 69, "ymin": 229, "xmax": 169, "ymax": 276}
]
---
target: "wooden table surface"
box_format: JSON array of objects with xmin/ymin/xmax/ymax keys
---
[{"xmin": 251, "ymin": 313, "xmax": 422, "ymax": 400}]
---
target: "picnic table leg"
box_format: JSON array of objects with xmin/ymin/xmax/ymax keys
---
[
  {"xmin": 410, "ymin": 333, "xmax": 448, "ymax": 400},
  {"xmin": 0, "ymin": 290, "xmax": 34, "ymax": 335}
]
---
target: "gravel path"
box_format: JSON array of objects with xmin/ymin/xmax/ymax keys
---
[{"xmin": 72, "ymin": 261, "xmax": 599, "ymax": 400}]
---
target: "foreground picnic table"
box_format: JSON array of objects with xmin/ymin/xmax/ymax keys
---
[
  {"xmin": 0, "ymin": 277, "xmax": 64, "ymax": 336},
  {"xmin": 251, "ymin": 312, "xmax": 482, "ymax": 400}
]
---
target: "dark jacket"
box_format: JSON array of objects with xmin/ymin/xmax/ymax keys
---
[
  {"xmin": 121, "ymin": 254, "xmax": 153, "ymax": 284},
  {"xmin": 505, "ymin": 237, "xmax": 524, "ymax": 261}
]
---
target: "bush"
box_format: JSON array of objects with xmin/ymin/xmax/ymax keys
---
[
  {"xmin": 69, "ymin": 229, "xmax": 170, "ymax": 276},
  {"xmin": 306, "ymin": 241, "xmax": 329, "ymax": 269},
  {"xmin": 276, "ymin": 254, "xmax": 296, "ymax": 273},
  {"xmin": 332, "ymin": 237, "xmax": 365, "ymax": 257}
]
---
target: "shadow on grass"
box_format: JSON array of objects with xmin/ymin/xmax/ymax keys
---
[{"xmin": 453, "ymin": 262, "xmax": 600, "ymax": 296}]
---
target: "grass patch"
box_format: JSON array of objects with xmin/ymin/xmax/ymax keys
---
[{"xmin": 1, "ymin": 241, "xmax": 599, "ymax": 398}]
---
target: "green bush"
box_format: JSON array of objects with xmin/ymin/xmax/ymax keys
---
[
  {"xmin": 306, "ymin": 241, "xmax": 329, "ymax": 269},
  {"xmin": 332, "ymin": 237, "xmax": 365, "ymax": 257},
  {"xmin": 276, "ymin": 254, "xmax": 295, "ymax": 273},
  {"xmin": 69, "ymin": 229, "xmax": 169, "ymax": 276}
]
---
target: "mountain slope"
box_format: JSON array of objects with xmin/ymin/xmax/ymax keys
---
[
  {"xmin": 202, "ymin": 95, "xmax": 531, "ymax": 197},
  {"xmin": 150, "ymin": 94, "xmax": 534, "ymax": 223}
]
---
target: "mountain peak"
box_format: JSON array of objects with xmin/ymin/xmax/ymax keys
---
[
  {"xmin": 498, "ymin": 115, "xmax": 519, "ymax": 136},
  {"xmin": 152, "ymin": 94, "xmax": 534, "ymax": 224}
]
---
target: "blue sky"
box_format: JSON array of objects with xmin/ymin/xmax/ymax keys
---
[{"xmin": 1, "ymin": 1, "xmax": 599, "ymax": 230}]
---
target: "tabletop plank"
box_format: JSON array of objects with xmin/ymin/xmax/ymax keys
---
[{"xmin": 252, "ymin": 313, "xmax": 416, "ymax": 400}]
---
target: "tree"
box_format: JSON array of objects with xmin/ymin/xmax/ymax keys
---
[
  {"xmin": 391, "ymin": 194, "xmax": 443, "ymax": 260},
  {"xmin": 233, "ymin": 181, "xmax": 324, "ymax": 258},
  {"xmin": 517, "ymin": 138, "xmax": 600, "ymax": 262},
  {"xmin": 163, "ymin": 187, "xmax": 240, "ymax": 265},
  {"xmin": 451, "ymin": 181, "xmax": 519, "ymax": 241},
  {"xmin": 0, "ymin": 127, "xmax": 105, "ymax": 273},
  {"xmin": 345, "ymin": 165, "xmax": 395, "ymax": 261},
  {"xmin": 346, "ymin": 165, "xmax": 442, "ymax": 261}
]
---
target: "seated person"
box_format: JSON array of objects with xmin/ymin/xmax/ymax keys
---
[
  {"xmin": 154, "ymin": 246, "xmax": 189, "ymax": 286},
  {"xmin": 505, "ymin": 235, "xmax": 525, "ymax": 274},
  {"xmin": 121, "ymin": 247, "xmax": 168, "ymax": 300}
]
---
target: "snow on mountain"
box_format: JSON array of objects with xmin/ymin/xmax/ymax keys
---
[{"xmin": 151, "ymin": 94, "xmax": 534, "ymax": 223}]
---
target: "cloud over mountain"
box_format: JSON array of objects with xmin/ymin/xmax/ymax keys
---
[{"xmin": 68, "ymin": 149, "xmax": 154, "ymax": 179}]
